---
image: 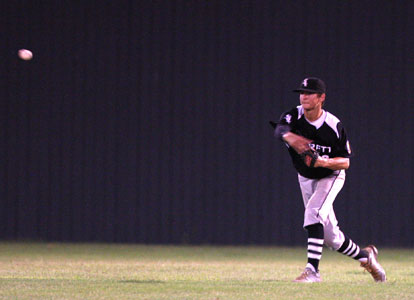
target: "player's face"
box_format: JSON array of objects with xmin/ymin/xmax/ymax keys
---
[{"xmin": 300, "ymin": 92, "xmax": 325, "ymax": 110}]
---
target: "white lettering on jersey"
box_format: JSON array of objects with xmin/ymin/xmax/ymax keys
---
[
  {"xmin": 285, "ymin": 114, "xmax": 292, "ymax": 124},
  {"xmin": 309, "ymin": 143, "xmax": 332, "ymax": 154}
]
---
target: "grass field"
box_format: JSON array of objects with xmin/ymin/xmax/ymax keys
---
[{"xmin": 0, "ymin": 243, "xmax": 413, "ymax": 299}]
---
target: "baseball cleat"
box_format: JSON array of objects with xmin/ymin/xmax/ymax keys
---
[
  {"xmin": 293, "ymin": 268, "xmax": 321, "ymax": 283},
  {"xmin": 360, "ymin": 245, "xmax": 386, "ymax": 282}
]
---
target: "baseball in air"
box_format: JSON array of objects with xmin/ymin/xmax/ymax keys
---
[{"xmin": 18, "ymin": 49, "xmax": 33, "ymax": 60}]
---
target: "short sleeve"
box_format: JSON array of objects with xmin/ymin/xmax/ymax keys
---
[{"xmin": 336, "ymin": 123, "xmax": 353, "ymax": 158}]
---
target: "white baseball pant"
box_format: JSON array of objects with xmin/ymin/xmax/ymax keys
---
[{"xmin": 298, "ymin": 170, "xmax": 346, "ymax": 250}]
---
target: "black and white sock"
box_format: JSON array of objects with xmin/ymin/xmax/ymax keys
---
[
  {"xmin": 305, "ymin": 223, "xmax": 324, "ymax": 272},
  {"xmin": 337, "ymin": 236, "xmax": 368, "ymax": 263}
]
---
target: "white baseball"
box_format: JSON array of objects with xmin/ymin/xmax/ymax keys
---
[{"xmin": 18, "ymin": 49, "xmax": 33, "ymax": 60}]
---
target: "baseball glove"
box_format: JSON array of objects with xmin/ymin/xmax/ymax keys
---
[
  {"xmin": 281, "ymin": 132, "xmax": 319, "ymax": 167},
  {"xmin": 301, "ymin": 149, "xmax": 319, "ymax": 168}
]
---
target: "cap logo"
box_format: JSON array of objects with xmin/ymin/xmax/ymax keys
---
[{"xmin": 302, "ymin": 79, "xmax": 308, "ymax": 87}]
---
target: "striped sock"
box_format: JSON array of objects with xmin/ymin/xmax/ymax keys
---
[
  {"xmin": 337, "ymin": 237, "xmax": 368, "ymax": 261},
  {"xmin": 305, "ymin": 223, "xmax": 324, "ymax": 272}
]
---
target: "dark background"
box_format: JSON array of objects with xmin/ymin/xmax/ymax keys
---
[{"xmin": 1, "ymin": 0, "xmax": 413, "ymax": 246}]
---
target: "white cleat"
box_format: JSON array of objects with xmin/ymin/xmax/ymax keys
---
[
  {"xmin": 293, "ymin": 268, "xmax": 321, "ymax": 283},
  {"xmin": 360, "ymin": 245, "xmax": 386, "ymax": 282}
]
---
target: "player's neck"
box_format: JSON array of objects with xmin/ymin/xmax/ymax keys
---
[{"xmin": 304, "ymin": 107, "xmax": 323, "ymax": 122}]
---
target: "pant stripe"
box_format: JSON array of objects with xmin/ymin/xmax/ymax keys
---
[{"xmin": 316, "ymin": 172, "xmax": 340, "ymax": 218}]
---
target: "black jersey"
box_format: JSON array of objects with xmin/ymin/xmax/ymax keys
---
[{"xmin": 275, "ymin": 105, "xmax": 352, "ymax": 179}]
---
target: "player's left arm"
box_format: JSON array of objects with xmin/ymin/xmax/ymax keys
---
[
  {"xmin": 314, "ymin": 156, "xmax": 349, "ymax": 170},
  {"xmin": 314, "ymin": 121, "xmax": 352, "ymax": 170}
]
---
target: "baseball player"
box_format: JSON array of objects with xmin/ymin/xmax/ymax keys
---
[{"xmin": 272, "ymin": 77, "xmax": 386, "ymax": 283}]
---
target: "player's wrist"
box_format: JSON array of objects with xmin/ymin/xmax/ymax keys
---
[
  {"xmin": 315, "ymin": 157, "xmax": 328, "ymax": 168},
  {"xmin": 281, "ymin": 132, "xmax": 292, "ymax": 141}
]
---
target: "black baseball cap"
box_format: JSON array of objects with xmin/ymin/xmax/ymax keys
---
[{"xmin": 293, "ymin": 77, "xmax": 326, "ymax": 94}]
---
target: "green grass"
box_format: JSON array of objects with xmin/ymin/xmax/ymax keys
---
[{"xmin": 0, "ymin": 243, "xmax": 413, "ymax": 299}]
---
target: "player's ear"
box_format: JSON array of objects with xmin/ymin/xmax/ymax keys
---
[{"xmin": 319, "ymin": 93, "xmax": 326, "ymax": 105}]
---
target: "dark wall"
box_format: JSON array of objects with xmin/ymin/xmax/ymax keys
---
[{"xmin": 1, "ymin": 0, "xmax": 413, "ymax": 246}]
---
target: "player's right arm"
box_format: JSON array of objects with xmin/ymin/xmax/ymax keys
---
[
  {"xmin": 274, "ymin": 108, "xmax": 297, "ymax": 140},
  {"xmin": 274, "ymin": 108, "xmax": 313, "ymax": 154},
  {"xmin": 280, "ymin": 132, "xmax": 313, "ymax": 154}
]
